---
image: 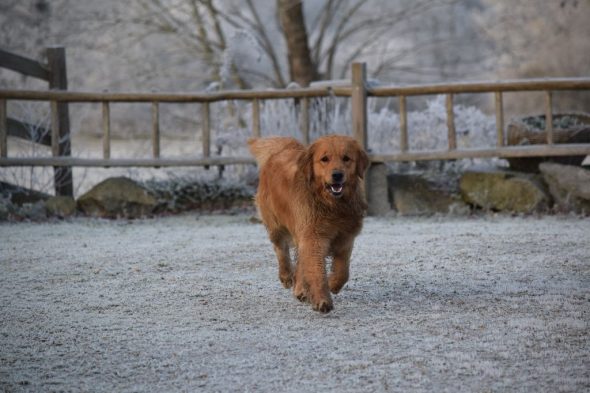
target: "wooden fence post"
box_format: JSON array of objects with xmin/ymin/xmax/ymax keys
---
[
  {"xmin": 151, "ymin": 101, "xmax": 160, "ymax": 158},
  {"xmin": 545, "ymin": 91, "xmax": 554, "ymax": 144},
  {"xmin": 102, "ymin": 101, "xmax": 111, "ymax": 159},
  {"xmin": 301, "ymin": 97, "xmax": 310, "ymax": 145},
  {"xmin": 201, "ymin": 102, "xmax": 211, "ymax": 169},
  {"xmin": 495, "ymin": 92, "xmax": 504, "ymax": 147},
  {"xmin": 351, "ymin": 63, "xmax": 368, "ymax": 149},
  {"xmin": 351, "ymin": 62, "xmax": 389, "ymax": 215},
  {"xmin": 252, "ymin": 99, "xmax": 261, "ymax": 138},
  {"xmin": 50, "ymin": 100, "xmax": 60, "ymax": 157},
  {"xmin": 446, "ymin": 94, "xmax": 457, "ymax": 150},
  {"xmin": 399, "ymin": 95, "xmax": 408, "ymax": 152},
  {"xmin": 0, "ymin": 99, "xmax": 6, "ymax": 158},
  {"xmin": 46, "ymin": 46, "xmax": 73, "ymax": 197}
]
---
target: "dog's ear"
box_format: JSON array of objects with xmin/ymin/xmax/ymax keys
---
[
  {"xmin": 298, "ymin": 143, "xmax": 315, "ymax": 184},
  {"xmin": 356, "ymin": 145, "xmax": 370, "ymax": 179}
]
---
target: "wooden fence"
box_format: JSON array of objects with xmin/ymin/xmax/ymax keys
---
[
  {"xmin": 0, "ymin": 46, "xmax": 73, "ymax": 196},
  {"xmin": 1, "ymin": 62, "xmax": 589, "ymax": 189}
]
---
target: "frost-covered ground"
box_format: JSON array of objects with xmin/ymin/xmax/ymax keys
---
[{"xmin": 1, "ymin": 214, "xmax": 589, "ymax": 392}]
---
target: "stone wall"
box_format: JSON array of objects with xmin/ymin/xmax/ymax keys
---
[
  {"xmin": 1, "ymin": 163, "xmax": 589, "ymax": 220},
  {"xmin": 371, "ymin": 163, "xmax": 590, "ymax": 216}
]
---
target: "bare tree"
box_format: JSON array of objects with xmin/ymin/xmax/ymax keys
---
[
  {"xmin": 71, "ymin": 0, "xmax": 471, "ymax": 89},
  {"xmin": 278, "ymin": 0, "xmax": 317, "ymax": 86},
  {"xmin": 2, "ymin": 0, "xmax": 495, "ymax": 92}
]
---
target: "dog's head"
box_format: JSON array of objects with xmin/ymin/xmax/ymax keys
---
[{"xmin": 299, "ymin": 135, "xmax": 369, "ymax": 200}]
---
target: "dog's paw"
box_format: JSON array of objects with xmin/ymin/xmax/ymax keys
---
[
  {"xmin": 293, "ymin": 285, "xmax": 308, "ymax": 303},
  {"xmin": 295, "ymin": 292, "xmax": 308, "ymax": 303},
  {"xmin": 312, "ymin": 298, "xmax": 334, "ymax": 313},
  {"xmin": 309, "ymin": 290, "xmax": 333, "ymax": 313},
  {"xmin": 328, "ymin": 276, "xmax": 346, "ymax": 294},
  {"xmin": 279, "ymin": 274, "xmax": 293, "ymax": 289},
  {"xmin": 292, "ymin": 274, "xmax": 308, "ymax": 302}
]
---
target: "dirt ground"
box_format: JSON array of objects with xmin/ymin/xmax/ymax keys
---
[{"xmin": 1, "ymin": 214, "xmax": 589, "ymax": 392}]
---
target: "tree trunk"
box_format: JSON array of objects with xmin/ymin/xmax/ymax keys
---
[{"xmin": 278, "ymin": 0, "xmax": 317, "ymax": 87}]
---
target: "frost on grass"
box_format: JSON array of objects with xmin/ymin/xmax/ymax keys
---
[
  {"xmin": 142, "ymin": 176, "xmax": 255, "ymax": 213},
  {"xmin": 366, "ymin": 95, "xmax": 496, "ymax": 154},
  {"xmin": 212, "ymin": 94, "xmax": 496, "ymax": 159}
]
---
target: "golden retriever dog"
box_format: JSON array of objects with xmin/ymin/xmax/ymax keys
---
[{"xmin": 248, "ymin": 135, "xmax": 369, "ymax": 313}]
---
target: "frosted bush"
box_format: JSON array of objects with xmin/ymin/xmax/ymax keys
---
[
  {"xmin": 211, "ymin": 94, "xmax": 496, "ymax": 159},
  {"xmin": 0, "ymin": 102, "xmax": 57, "ymax": 193},
  {"xmin": 369, "ymin": 95, "xmax": 496, "ymax": 154},
  {"xmin": 257, "ymin": 99, "xmax": 300, "ymax": 137}
]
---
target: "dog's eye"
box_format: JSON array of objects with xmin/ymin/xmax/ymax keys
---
[
  {"xmin": 320, "ymin": 156, "xmax": 329, "ymax": 163},
  {"xmin": 342, "ymin": 155, "xmax": 351, "ymax": 162}
]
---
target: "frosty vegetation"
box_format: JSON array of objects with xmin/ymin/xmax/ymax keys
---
[
  {"xmin": 210, "ymin": 94, "xmax": 496, "ymax": 158},
  {"xmin": 2, "ymin": 102, "xmax": 55, "ymax": 192}
]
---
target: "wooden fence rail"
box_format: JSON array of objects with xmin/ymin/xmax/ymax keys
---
[{"xmin": 1, "ymin": 62, "xmax": 589, "ymax": 181}]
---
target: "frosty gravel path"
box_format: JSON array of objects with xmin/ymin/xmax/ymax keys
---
[{"xmin": 1, "ymin": 214, "xmax": 589, "ymax": 392}]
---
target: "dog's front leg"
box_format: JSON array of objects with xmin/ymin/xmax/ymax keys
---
[
  {"xmin": 329, "ymin": 236, "xmax": 354, "ymax": 294},
  {"xmin": 295, "ymin": 238, "xmax": 333, "ymax": 313},
  {"xmin": 269, "ymin": 231, "xmax": 293, "ymax": 289}
]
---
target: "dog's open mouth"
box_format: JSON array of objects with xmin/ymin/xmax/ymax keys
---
[{"xmin": 326, "ymin": 183, "xmax": 344, "ymax": 197}]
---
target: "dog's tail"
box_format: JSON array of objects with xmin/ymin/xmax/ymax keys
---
[{"xmin": 247, "ymin": 137, "xmax": 302, "ymax": 167}]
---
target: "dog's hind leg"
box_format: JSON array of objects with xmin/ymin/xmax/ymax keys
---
[{"xmin": 269, "ymin": 229, "xmax": 293, "ymax": 289}]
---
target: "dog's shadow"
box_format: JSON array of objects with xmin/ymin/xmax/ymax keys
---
[{"xmin": 336, "ymin": 271, "xmax": 495, "ymax": 318}]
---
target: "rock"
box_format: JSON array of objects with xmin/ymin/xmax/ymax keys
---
[
  {"xmin": 45, "ymin": 196, "xmax": 77, "ymax": 218},
  {"xmin": 0, "ymin": 197, "xmax": 11, "ymax": 221},
  {"xmin": 539, "ymin": 163, "xmax": 590, "ymax": 214},
  {"xmin": 0, "ymin": 181, "xmax": 50, "ymax": 205},
  {"xmin": 20, "ymin": 201, "xmax": 48, "ymax": 221},
  {"xmin": 0, "ymin": 183, "xmax": 52, "ymax": 221},
  {"xmin": 367, "ymin": 163, "xmax": 391, "ymax": 216},
  {"xmin": 388, "ymin": 173, "xmax": 468, "ymax": 215},
  {"xmin": 77, "ymin": 177, "xmax": 157, "ymax": 218},
  {"xmin": 459, "ymin": 169, "xmax": 550, "ymax": 213}
]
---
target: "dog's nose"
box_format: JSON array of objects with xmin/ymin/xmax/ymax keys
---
[{"xmin": 332, "ymin": 171, "xmax": 344, "ymax": 183}]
